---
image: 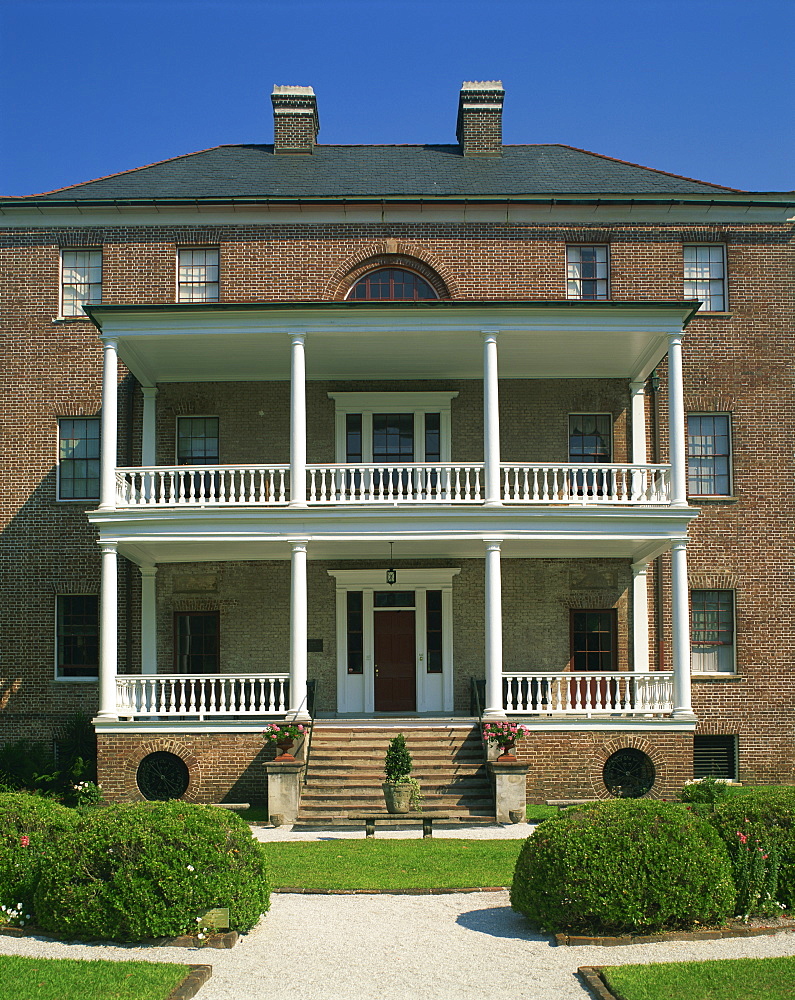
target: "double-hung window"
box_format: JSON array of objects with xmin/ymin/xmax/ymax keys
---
[
  {"xmin": 58, "ymin": 417, "xmax": 100, "ymax": 500},
  {"xmin": 683, "ymin": 245, "xmax": 726, "ymax": 312},
  {"xmin": 174, "ymin": 612, "xmax": 220, "ymax": 673},
  {"xmin": 566, "ymin": 245, "xmax": 609, "ymax": 300},
  {"xmin": 177, "ymin": 417, "xmax": 220, "ymax": 500},
  {"xmin": 61, "ymin": 250, "xmax": 102, "ymax": 317},
  {"xmin": 568, "ymin": 413, "xmax": 612, "ymax": 496},
  {"xmin": 56, "ymin": 595, "xmax": 99, "ymax": 678},
  {"xmin": 691, "ymin": 590, "xmax": 735, "ymax": 673},
  {"xmin": 177, "ymin": 248, "xmax": 219, "ymax": 302},
  {"xmin": 687, "ymin": 414, "xmax": 731, "ymax": 496}
]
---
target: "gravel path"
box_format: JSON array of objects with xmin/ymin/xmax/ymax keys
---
[{"xmin": 1, "ymin": 824, "xmax": 794, "ymax": 999}]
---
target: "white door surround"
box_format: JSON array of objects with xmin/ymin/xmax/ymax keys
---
[{"xmin": 329, "ymin": 568, "xmax": 459, "ymax": 714}]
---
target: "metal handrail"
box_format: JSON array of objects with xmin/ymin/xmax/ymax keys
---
[
  {"xmin": 302, "ymin": 679, "xmax": 320, "ymax": 785},
  {"xmin": 470, "ymin": 677, "xmax": 496, "ymax": 818}
]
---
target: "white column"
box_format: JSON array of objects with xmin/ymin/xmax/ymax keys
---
[
  {"xmin": 667, "ymin": 333, "xmax": 688, "ymax": 505},
  {"xmin": 140, "ymin": 565, "xmax": 157, "ymax": 675},
  {"xmin": 99, "ymin": 339, "xmax": 118, "ymax": 510},
  {"xmin": 483, "ymin": 539, "xmax": 507, "ymax": 719},
  {"xmin": 141, "ymin": 386, "xmax": 158, "ymax": 466},
  {"xmin": 96, "ymin": 542, "xmax": 119, "ymax": 720},
  {"xmin": 630, "ymin": 380, "xmax": 647, "ymax": 464},
  {"xmin": 482, "ymin": 330, "xmax": 502, "ymax": 505},
  {"xmin": 671, "ymin": 539, "xmax": 695, "ymax": 718},
  {"xmin": 631, "ymin": 561, "xmax": 650, "ymax": 672},
  {"xmin": 287, "ymin": 540, "xmax": 311, "ymax": 721},
  {"xmin": 289, "ymin": 332, "xmax": 307, "ymax": 507}
]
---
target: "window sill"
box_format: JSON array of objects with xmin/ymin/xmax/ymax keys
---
[
  {"xmin": 689, "ymin": 496, "xmax": 739, "ymax": 505},
  {"xmin": 52, "ymin": 316, "xmax": 93, "ymax": 323},
  {"xmin": 53, "ymin": 676, "xmax": 99, "ymax": 684},
  {"xmin": 691, "ymin": 673, "xmax": 741, "ymax": 681},
  {"xmin": 692, "ymin": 312, "xmax": 733, "ymax": 318}
]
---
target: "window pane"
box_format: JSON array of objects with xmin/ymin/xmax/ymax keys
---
[
  {"xmin": 570, "ymin": 610, "xmax": 616, "ymax": 671},
  {"xmin": 687, "ymin": 414, "xmax": 731, "ymax": 495},
  {"xmin": 178, "ymin": 249, "xmax": 219, "ymax": 302},
  {"xmin": 568, "ymin": 414, "xmax": 611, "ymax": 462},
  {"xmin": 426, "ymin": 590, "xmax": 443, "ymax": 673},
  {"xmin": 347, "ymin": 268, "xmax": 438, "ymax": 300},
  {"xmin": 59, "ymin": 418, "xmax": 100, "ymax": 499},
  {"xmin": 62, "ymin": 249, "xmax": 102, "ymax": 315},
  {"xmin": 566, "ymin": 245, "xmax": 608, "ymax": 300},
  {"xmin": 177, "ymin": 417, "xmax": 219, "ymax": 464},
  {"xmin": 691, "ymin": 591, "xmax": 734, "ymax": 673},
  {"xmin": 175, "ymin": 612, "xmax": 219, "ymax": 673},
  {"xmin": 346, "ymin": 591, "xmax": 363, "ymax": 674},
  {"xmin": 424, "ymin": 413, "xmax": 441, "ymax": 463},
  {"xmin": 683, "ymin": 245, "xmax": 726, "ymax": 311},
  {"xmin": 57, "ymin": 595, "xmax": 99, "ymax": 677}
]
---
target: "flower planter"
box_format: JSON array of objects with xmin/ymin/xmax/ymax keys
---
[
  {"xmin": 273, "ymin": 739, "xmax": 295, "ymax": 761},
  {"xmin": 382, "ymin": 782, "xmax": 412, "ymax": 814}
]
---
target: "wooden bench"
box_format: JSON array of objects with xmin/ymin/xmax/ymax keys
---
[
  {"xmin": 545, "ymin": 799, "xmax": 598, "ymax": 811},
  {"xmin": 348, "ymin": 813, "xmax": 451, "ymax": 838}
]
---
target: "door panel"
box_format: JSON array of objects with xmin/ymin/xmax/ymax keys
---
[{"xmin": 374, "ymin": 610, "xmax": 416, "ymax": 711}]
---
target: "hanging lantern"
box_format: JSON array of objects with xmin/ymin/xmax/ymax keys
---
[{"xmin": 386, "ymin": 542, "xmax": 396, "ymax": 586}]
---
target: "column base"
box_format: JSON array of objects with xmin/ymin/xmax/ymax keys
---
[
  {"xmin": 671, "ymin": 708, "xmax": 698, "ymax": 720},
  {"xmin": 482, "ymin": 708, "xmax": 508, "ymax": 720},
  {"xmin": 92, "ymin": 712, "xmax": 119, "ymax": 723},
  {"xmin": 285, "ymin": 710, "xmax": 311, "ymax": 723}
]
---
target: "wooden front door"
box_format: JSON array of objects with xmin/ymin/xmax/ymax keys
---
[{"xmin": 374, "ymin": 610, "xmax": 416, "ymax": 711}]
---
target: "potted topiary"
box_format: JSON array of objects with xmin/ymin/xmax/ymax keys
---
[{"xmin": 382, "ymin": 733, "xmax": 422, "ymax": 813}]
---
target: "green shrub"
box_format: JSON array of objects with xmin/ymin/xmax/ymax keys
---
[
  {"xmin": 0, "ymin": 793, "xmax": 78, "ymax": 921},
  {"xmin": 384, "ymin": 733, "xmax": 413, "ymax": 781},
  {"xmin": 709, "ymin": 787, "xmax": 795, "ymax": 911},
  {"xmin": 679, "ymin": 776, "xmax": 734, "ymax": 807},
  {"xmin": 510, "ymin": 799, "xmax": 735, "ymax": 935},
  {"xmin": 35, "ymin": 801, "xmax": 270, "ymax": 942}
]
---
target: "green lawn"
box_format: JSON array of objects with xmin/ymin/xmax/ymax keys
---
[
  {"xmin": 0, "ymin": 956, "xmax": 191, "ymax": 1000},
  {"xmin": 602, "ymin": 956, "xmax": 795, "ymax": 1000},
  {"xmin": 267, "ymin": 838, "xmax": 523, "ymax": 890}
]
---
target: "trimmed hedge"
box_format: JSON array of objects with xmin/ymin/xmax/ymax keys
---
[
  {"xmin": 709, "ymin": 787, "xmax": 795, "ymax": 910},
  {"xmin": 0, "ymin": 793, "xmax": 78, "ymax": 920},
  {"xmin": 510, "ymin": 799, "xmax": 735, "ymax": 934},
  {"xmin": 35, "ymin": 801, "xmax": 270, "ymax": 942}
]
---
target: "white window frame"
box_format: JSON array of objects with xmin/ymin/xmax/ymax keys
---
[
  {"xmin": 328, "ymin": 392, "xmax": 457, "ymax": 464},
  {"xmin": 60, "ymin": 249, "xmax": 102, "ymax": 318},
  {"xmin": 567, "ymin": 412, "xmax": 613, "ymax": 462},
  {"xmin": 57, "ymin": 417, "xmax": 101, "ymax": 501},
  {"xmin": 683, "ymin": 244, "xmax": 727, "ymax": 312},
  {"xmin": 176, "ymin": 247, "xmax": 220, "ymax": 303},
  {"xmin": 690, "ymin": 589, "xmax": 736, "ymax": 675},
  {"xmin": 55, "ymin": 594, "xmax": 99, "ymax": 682},
  {"xmin": 566, "ymin": 244, "xmax": 610, "ymax": 300},
  {"xmin": 328, "ymin": 568, "xmax": 459, "ymax": 714},
  {"xmin": 687, "ymin": 412, "xmax": 733, "ymax": 497}
]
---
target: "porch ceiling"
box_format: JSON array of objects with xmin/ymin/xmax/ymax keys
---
[{"xmin": 85, "ymin": 300, "xmax": 699, "ymax": 385}]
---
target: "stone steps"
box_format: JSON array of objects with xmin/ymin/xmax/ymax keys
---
[{"xmin": 297, "ymin": 724, "xmax": 495, "ymax": 824}]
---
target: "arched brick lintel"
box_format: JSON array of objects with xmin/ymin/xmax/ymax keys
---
[
  {"xmin": 122, "ymin": 738, "xmax": 203, "ymax": 803},
  {"xmin": 326, "ymin": 244, "xmax": 456, "ymax": 300},
  {"xmin": 589, "ymin": 735, "xmax": 669, "ymax": 800}
]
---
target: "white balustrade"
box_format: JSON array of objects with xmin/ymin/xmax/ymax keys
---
[
  {"xmin": 502, "ymin": 671, "xmax": 674, "ymax": 715},
  {"xmin": 306, "ymin": 464, "xmax": 485, "ymax": 503},
  {"xmin": 115, "ymin": 674, "xmax": 290, "ymax": 717},
  {"xmin": 115, "ymin": 466, "xmax": 290, "ymax": 507},
  {"xmin": 501, "ymin": 464, "xmax": 670, "ymax": 504},
  {"xmin": 114, "ymin": 463, "xmax": 671, "ymax": 508}
]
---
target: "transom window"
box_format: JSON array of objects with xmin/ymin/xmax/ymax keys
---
[
  {"xmin": 687, "ymin": 414, "xmax": 731, "ymax": 496},
  {"xmin": 58, "ymin": 417, "xmax": 100, "ymax": 500},
  {"xmin": 346, "ymin": 268, "xmax": 438, "ymax": 300},
  {"xmin": 61, "ymin": 250, "xmax": 102, "ymax": 317},
  {"xmin": 178, "ymin": 248, "xmax": 219, "ymax": 302},
  {"xmin": 566, "ymin": 245, "xmax": 609, "ymax": 300},
  {"xmin": 683, "ymin": 245, "xmax": 726, "ymax": 312}
]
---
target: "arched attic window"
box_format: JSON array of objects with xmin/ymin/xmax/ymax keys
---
[{"xmin": 345, "ymin": 268, "xmax": 439, "ymax": 301}]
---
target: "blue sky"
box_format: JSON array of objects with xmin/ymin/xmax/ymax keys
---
[{"xmin": 1, "ymin": 0, "xmax": 792, "ymax": 196}]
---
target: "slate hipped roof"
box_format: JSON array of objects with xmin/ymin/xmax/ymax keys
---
[{"xmin": 13, "ymin": 143, "xmax": 743, "ymax": 201}]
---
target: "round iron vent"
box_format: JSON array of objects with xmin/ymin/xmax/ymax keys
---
[
  {"xmin": 136, "ymin": 751, "xmax": 190, "ymax": 801},
  {"xmin": 603, "ymin": 748, "xmax": 655, "ymax": 798}
]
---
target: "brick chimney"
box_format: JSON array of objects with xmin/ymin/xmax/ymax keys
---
[
  {"xmin": 271, "ymin": 86, "xmax": 319, "ymax": 154},
  {"xmin": 456, "ymin": 81, "xmax": 505, "ymax": 156}
]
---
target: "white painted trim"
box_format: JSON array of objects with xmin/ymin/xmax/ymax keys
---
[
  {"xmin": 331, "ymin": 392, "xmax": 457, "ymax": 465},
  {"xmin": 329, "ymin": 567, "xmax": 460, "ymax": 714}
]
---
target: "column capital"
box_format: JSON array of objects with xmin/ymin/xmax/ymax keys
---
[
  {"xmin": 483, "ymin": 538, "xmax": 503, "ymax": 552},
  {"xmin": 141, "ymin": 384, "xmax": 158, "ymax": 398},
  {"xmin": 98, "ymin": 541, "xmax": 117, "ymax": 556},
  {"xmin": 289, "ymin": 330, "xmax": 307, "ymax": 344},
  {"xmin": 139, "ymin": 564, "xmax": 158, "ymax": 578},
  {"xmin": 629, "ymin": 379, "xmax": 646, "ymax": 395},
  {"xmin": 631, "ymin": 561, "xmax": 649, "ymax": 577},
  {"xmin": 481, "ymin": 328, "xmax": 500, "ymax": 341},
  {"xmin": 667, "ymin": 331, "xmax": 684, "ymax": 348},
  {"xmin": 671, "ymin": 537, "xmax": 688, "ymax": 553}
]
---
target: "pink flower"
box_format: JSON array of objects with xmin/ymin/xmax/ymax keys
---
[
  {"xmin": 737, "ymin": 832, "xmax": 748, "ymax": 844},
  {"xmin": 19, "ymin": 836, "xmax": 29, "ymax": 848}
]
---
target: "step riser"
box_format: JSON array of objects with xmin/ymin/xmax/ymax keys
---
[{"xmin": 297, "ymin": 724, "xmax": 495, "ymax": 823}]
